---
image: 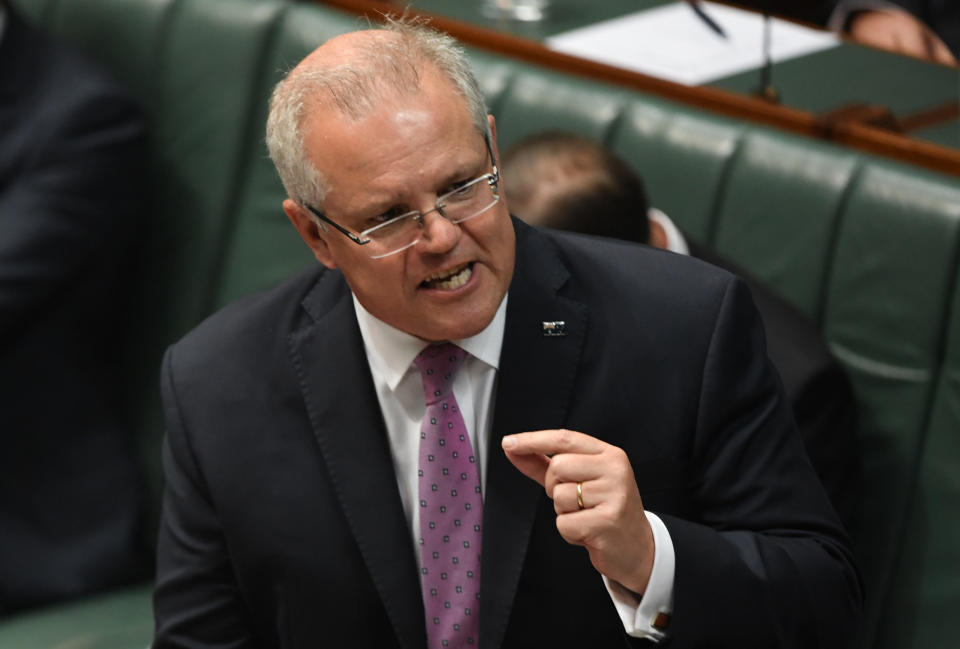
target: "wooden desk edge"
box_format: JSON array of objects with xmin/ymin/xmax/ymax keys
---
[{"xmin": 317, "ymin": 0, "xmax": 960, "ymax": 180}]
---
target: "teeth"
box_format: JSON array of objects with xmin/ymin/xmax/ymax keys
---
[{"xmin": 424, "ymin": 263, "xmax": 472, "ymax": 290}]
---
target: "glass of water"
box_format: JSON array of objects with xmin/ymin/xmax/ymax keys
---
[{"xmin": 481, "ymin": 0, "xmax": 549, "ymax": 22}]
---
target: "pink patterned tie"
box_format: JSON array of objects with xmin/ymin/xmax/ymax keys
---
[{"xmin": 414, "ymin": 343, "xmax": 482, "ymax": 649}]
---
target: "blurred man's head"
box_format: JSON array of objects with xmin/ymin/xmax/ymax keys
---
[
  {"xmin": 266, "ymin": 21, "xmax": 515, "ymax": 343},
  {"xmin": 503, "ymin": 132, "xmax": 665, "ymax": 247}
]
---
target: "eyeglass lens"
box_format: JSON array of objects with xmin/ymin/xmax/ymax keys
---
[{"xmin": 365, "ymin": 174, "xmax": 499, "ymax": 259}]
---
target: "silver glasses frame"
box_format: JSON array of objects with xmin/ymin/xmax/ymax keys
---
[{"xmin": 304, "ymin": 138, "xmax": 500, "ymax": 259}]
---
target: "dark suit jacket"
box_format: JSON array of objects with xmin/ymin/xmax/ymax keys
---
[
  {"xmin": 728, "ymin": 0, "xmax": 837, "ymax": 26},
  {"xmin": 0, "ymin": 4, "xmax": 148, "ymax": 614},
  {"xmin": 688, "ymin": 241, "xmax": 859, "ymax": 530},
  {"xmin": 155, "ymin": 221, "xmax": 861, "ymax": 648}
]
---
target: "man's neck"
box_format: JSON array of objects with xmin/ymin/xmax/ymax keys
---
[{"xmin": 351, "ymin": 292, "xmax": 508, "ymax": 391}]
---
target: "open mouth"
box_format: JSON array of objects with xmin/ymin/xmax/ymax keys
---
[{"xmin": 421, "ymin": 262, "xmax": 473, "ymax": 290}]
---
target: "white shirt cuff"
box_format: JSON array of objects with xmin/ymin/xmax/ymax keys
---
[{"xmin": 602, "ymin": 511, "xmax": 675, "ymax": 641}]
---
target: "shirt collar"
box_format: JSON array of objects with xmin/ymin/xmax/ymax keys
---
[
  {"xmin": 648, "ymin": 207, "xmax": 689, "ymax": 256},
  {"xmin": 352, "ymin": 292, "xmax": 508, "ymax": 392}
]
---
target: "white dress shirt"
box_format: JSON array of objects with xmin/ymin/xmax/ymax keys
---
[
  {"xmin": 352, "ymin": 292, "xmax": 674, "ymax": 641},
  {"xmin": 648, "ymin": 207, "xmax": 689, "ymax": 256}
]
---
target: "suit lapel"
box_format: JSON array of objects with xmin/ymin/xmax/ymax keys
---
[
  {"xmin": 287, "ymin": 271, "xmax": 426, "ymax": 649},
  {"xmin": 480, "ymin": 223, "xmax": 589, "ymax": 649}
]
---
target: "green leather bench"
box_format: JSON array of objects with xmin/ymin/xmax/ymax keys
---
[{"xmin": 7, "ymin": 0, "xmax": 960, "ymax": 647}]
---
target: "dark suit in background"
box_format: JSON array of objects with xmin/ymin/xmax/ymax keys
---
[
  {"xmin": 155, "ymin": 220, "xmax": 860, "ymax": 648},
  {"xmin": 732, "ymin": 0, "xmax": 836, "ymax": 25},
  {"xmin": 0, "ymin": 2, "xmax": 148, "ymax": 614}
]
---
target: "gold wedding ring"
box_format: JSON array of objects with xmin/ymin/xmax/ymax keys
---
[{"xmin": 576, "ymin": 482, "xmax": 584, "ymax": 510}]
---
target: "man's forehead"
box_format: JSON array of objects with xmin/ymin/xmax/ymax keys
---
[
  {"xmin": 306, "ymin": 98, "xmax": 485, "ymax": 210},
  {"xmin": 300, "ymin": 56, "xmax": 472, "ymax": 150},
  {"xmin": 290, "ymin": 26, "xmax": 442, "ymax": 126}
]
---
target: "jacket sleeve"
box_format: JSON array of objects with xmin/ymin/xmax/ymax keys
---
[
  {"xmin": 660, "ymin": 277, "xmax": 862, "ymax": 648},
  {"xmin": 153, "ymin": 346, "xmax": 259, "ymax": 648},
  {"xmin": 790, "ymin": 356, "xmax": 860, "ymax": 533}
]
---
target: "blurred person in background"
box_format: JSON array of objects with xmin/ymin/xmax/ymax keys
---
[
  {"xmin": 0, "ymin": 0, "xmax": 149, "ymax": 615},
  {"xmin": 734, "ymin": 0, "xmax": 957, "ymax": 64}
]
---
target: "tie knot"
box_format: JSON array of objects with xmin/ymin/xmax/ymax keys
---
[{"xmin": 414, "ymin": 343, "xmax": 466, "ymax": 405}]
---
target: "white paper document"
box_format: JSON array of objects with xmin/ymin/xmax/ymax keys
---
[{"xmin": 546, "ymin": 2, "xmax": 840, "ymax": 86}]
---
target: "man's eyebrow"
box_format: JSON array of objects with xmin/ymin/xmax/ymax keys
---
[
  {"xmin": 343, "ymin": 147, "xmax": 488, "ymax": 218},
  {"xmin": 438, "ymin": 152, "xmax": 488, "ymax": 189},
  {"xmin": 353, "ymin": 193, "xmax": 411, "ymax": 219}
]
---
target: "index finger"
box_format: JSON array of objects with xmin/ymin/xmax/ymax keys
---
[{"xmin": 501, "ymin": 429, "xmax": 607, "ymax": 456}]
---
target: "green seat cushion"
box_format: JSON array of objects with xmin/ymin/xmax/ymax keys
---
[
  {"xmin": 465, "ymin": 47, "xmax": 520, "ymax": 116},
  {"xmin": 0, "ymin": 584, "xmax": 152, "ymax": 649},
  {"xmin": 869, "ymin": 199, "xmax": 960, "ymax": 649},
  {"xmin": 712, "ymin": 130, "xmax": 859, "ymax": 320},
  {"xmin": 610, "ymin": 100, "xmax": 743, "ymax": 242},
  {"xmin": 493, "ymin": 67, "xmax": 630, "ymax": 148},
  {"xmin": 44, "ymin": 0, "xmax": 174, "ymax": 102},
  {"xmin": 823, "ymin": 161, "xmax": 960, "ymax": 648},
  {"xmin": 213, "ymin": 3, "xmax": 361, "ymax": 307}
]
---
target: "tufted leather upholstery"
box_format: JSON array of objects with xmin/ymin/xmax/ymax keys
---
[{"xmin": 7, "ymin": 0, "xmax": 960, "ymax": 647}]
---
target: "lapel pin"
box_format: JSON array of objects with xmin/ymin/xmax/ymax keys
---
[{"xmin": 541, "ymin": 321, "xmax": 566, "ymax": 337}]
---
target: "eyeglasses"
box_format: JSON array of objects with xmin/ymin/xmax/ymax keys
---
[{"xmin": 304, "ymin": 140, "xmax": 500, "ymax": 259}]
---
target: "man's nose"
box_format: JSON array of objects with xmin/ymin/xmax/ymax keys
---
[{"xmin": 418, "ymin": 208, "xmax": 460, "ymax": 253}]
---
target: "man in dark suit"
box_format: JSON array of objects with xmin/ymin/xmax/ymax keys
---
[
  {"xmin": 0, "ymin": 0, "xmax": 148, "ymax": 615},
  {"xmin": 154, "ymin": 20, "xmax": 861, "ymax": 648},
  {"xmin": 501, "ymin": 132, "xmax": 859, "ymax": 531}
]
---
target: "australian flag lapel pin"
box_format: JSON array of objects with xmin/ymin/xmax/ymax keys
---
[{"xmin": 541, "ymin": 321, "xmax": 566, "ymax": 337}]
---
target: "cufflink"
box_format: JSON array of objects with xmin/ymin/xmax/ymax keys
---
[
  {"xmin": 541, "ymin": 321, "xmax": 566, "ymax": 336},
  {"xmin": 652, "ymin": 612, "xmax": 671, "ymax": 630}
]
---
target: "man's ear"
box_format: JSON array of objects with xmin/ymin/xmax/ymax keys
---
[
  {"xmin": 283, "ymin": 198, "xmax": 337, "ymax": 269},
  {"xmin": 647, "ymin": 216, "xmax": 669, "ymax": 251},
  {"xmin": 488, "ymin": 114, "xmax": 511, "ymax": 215},
  {"xmin": 487, "ymin": 114, "xmax": 500, "ymax": 162}
]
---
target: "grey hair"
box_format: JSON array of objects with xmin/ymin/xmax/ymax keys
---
[{"xmin": 265, "ymin": 17, "xmax": 490, "ymax": 208}]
